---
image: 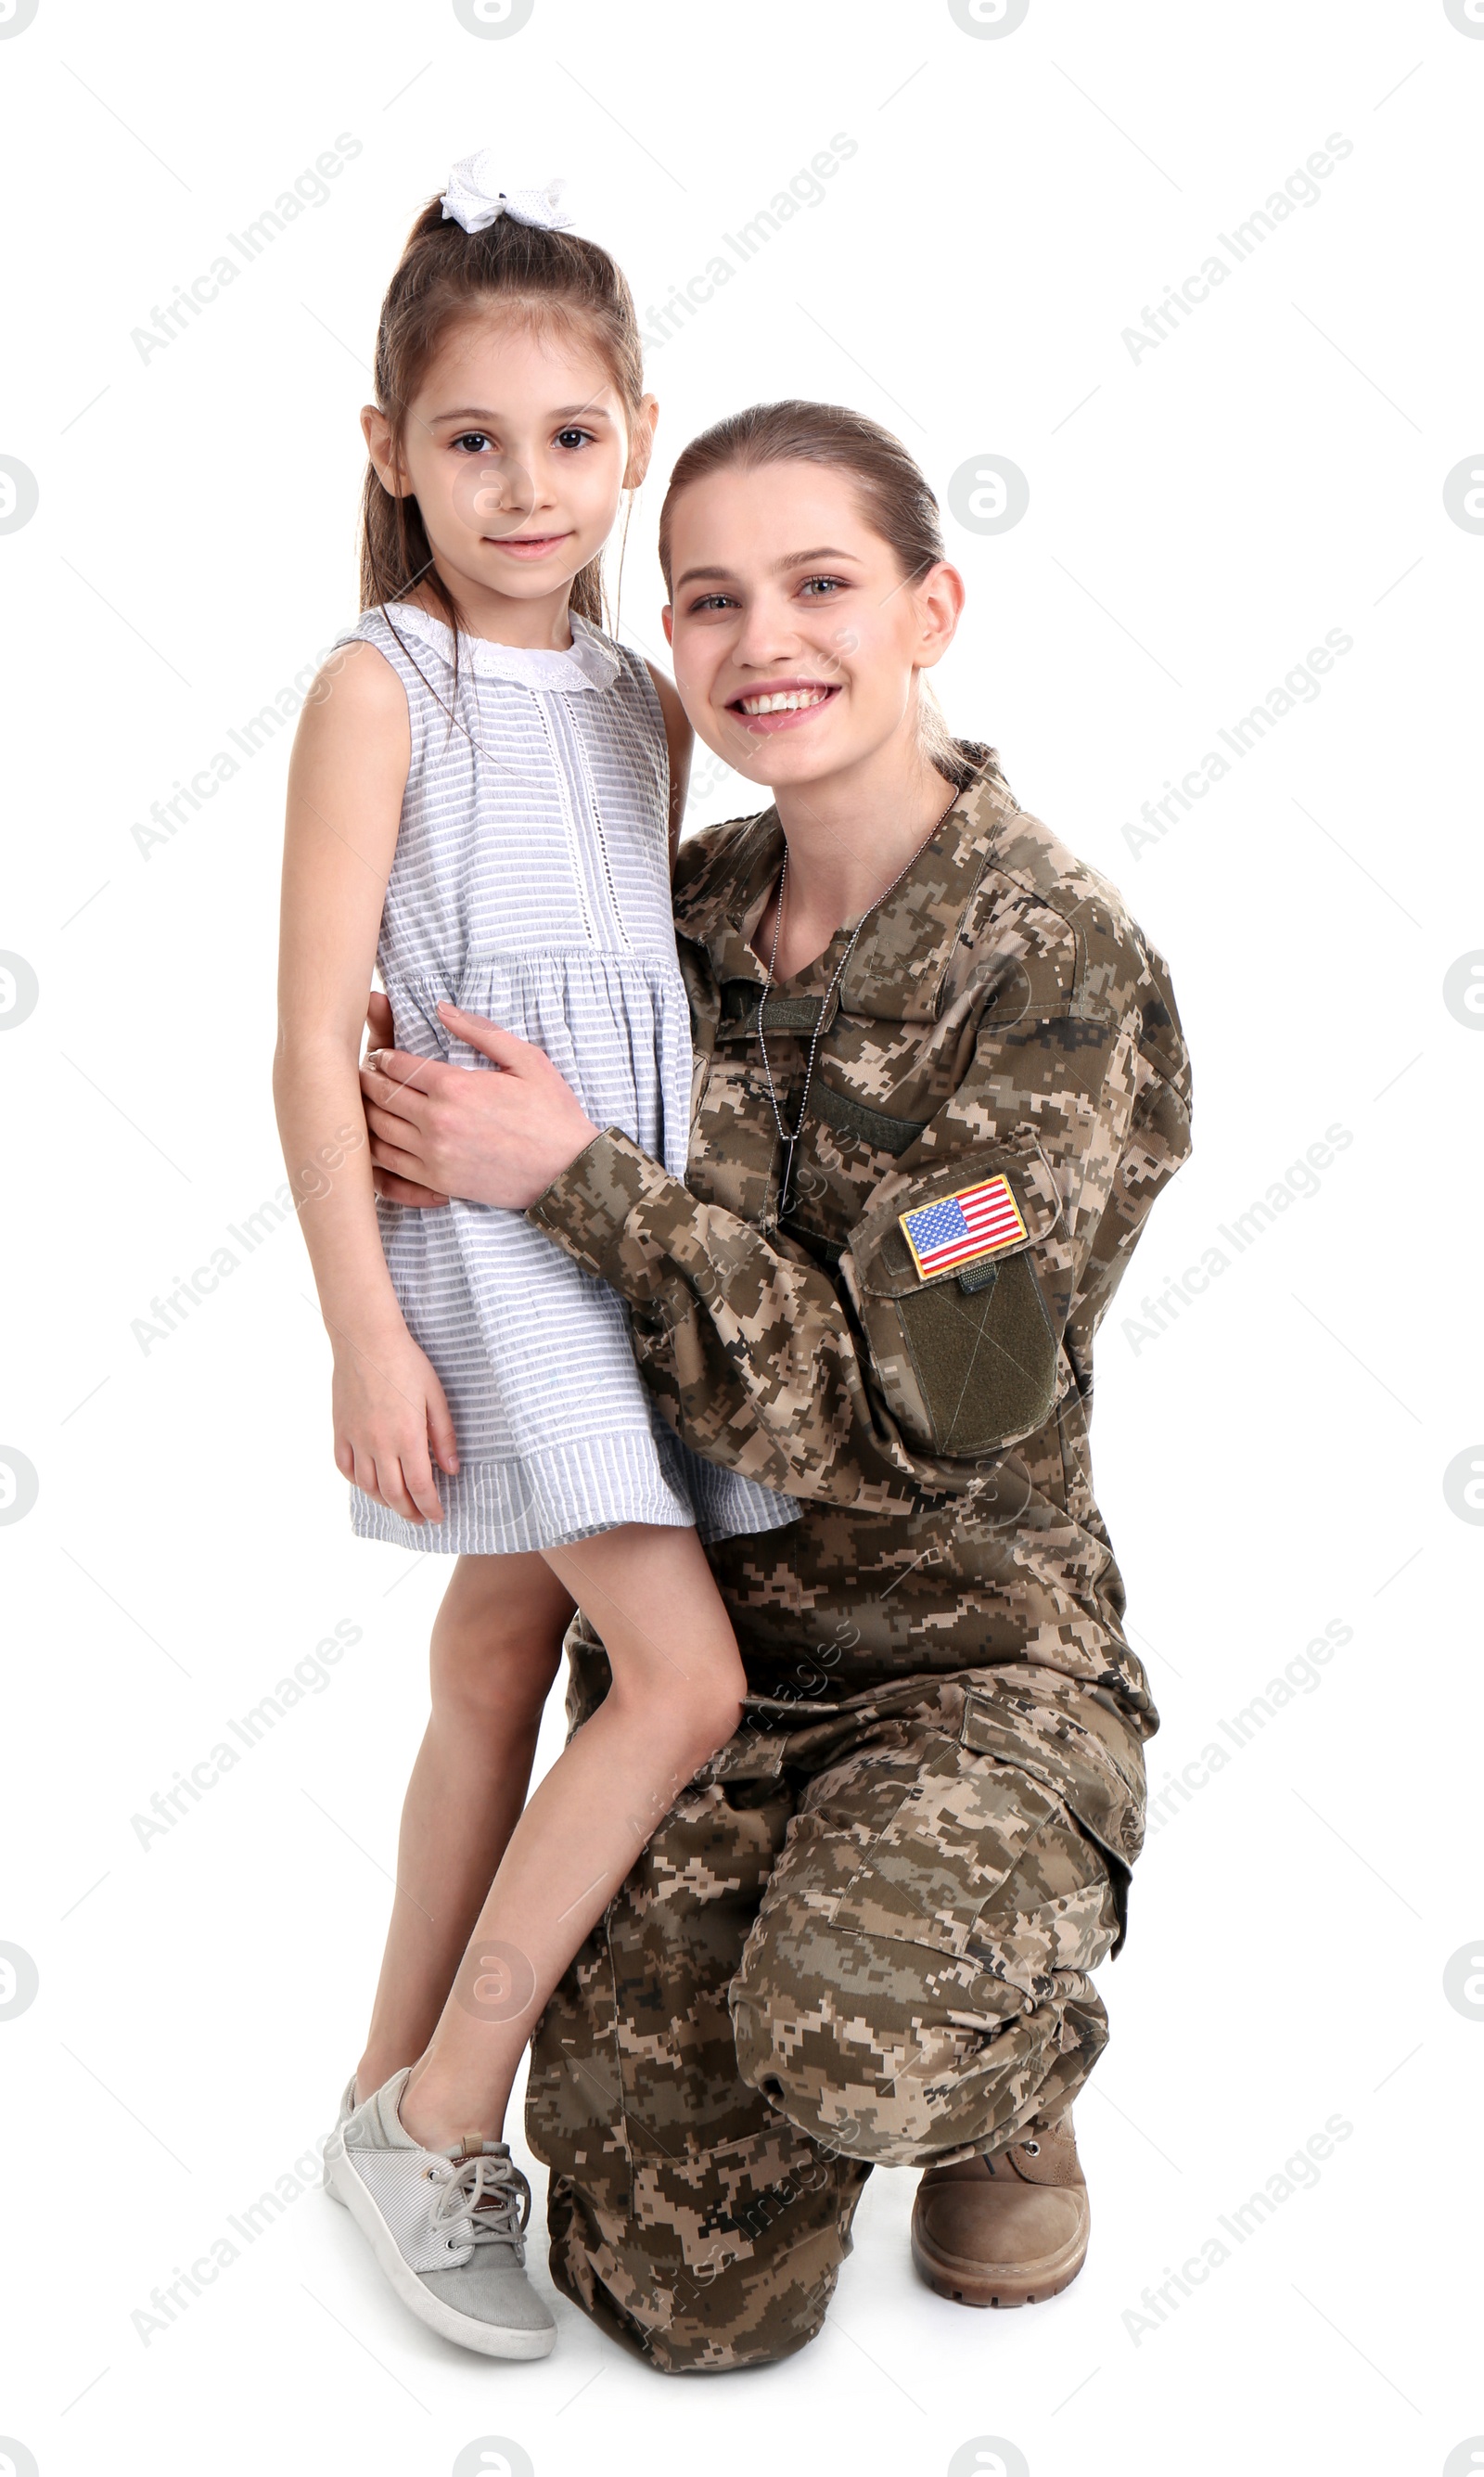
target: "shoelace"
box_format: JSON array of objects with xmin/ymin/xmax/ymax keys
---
[{"xmin": 427, "ymin": 2152, "xmax": 532, "ymax": 2257}]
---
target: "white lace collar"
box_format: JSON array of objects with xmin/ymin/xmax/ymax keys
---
[{"xmin": 382, "ymin": 603, "xmax": 622, "ymax": 694}]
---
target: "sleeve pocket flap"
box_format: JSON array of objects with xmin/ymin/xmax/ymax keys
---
[
  {"xmin": 849, "ymin": 1141, "xmax": 1062, "ymax": 1303},
  {"xmin": 841, "ymin": 1142, "xmax": 1064, "ymax": 1460}
]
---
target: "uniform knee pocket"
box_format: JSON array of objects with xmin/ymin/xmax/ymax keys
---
[
  {"xmin": 731, "ymin": 1887, "xmax": 1116, "ymax": 2165},
  {"xmin": 728, "ymin": 1915, "xmax": 1009, "ymax": 2161}
]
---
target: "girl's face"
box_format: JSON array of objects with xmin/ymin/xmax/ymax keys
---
[
  {"xmin": 662, "ymin": 461, "xmax": 963, "ymax": 796},
  {"xmin": 364, "ymin": 314, "xmax": 655, "ymax": 615}
]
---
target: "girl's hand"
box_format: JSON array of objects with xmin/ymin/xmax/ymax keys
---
[
  {"xmin": 361, "ymin": 1003, "xmax": 598, "ymax": 1210},
  {"xmin": 331, "ymin": 1319, "xmax": 459, "ymax": 1523}
]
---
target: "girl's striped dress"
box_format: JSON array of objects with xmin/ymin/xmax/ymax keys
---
[{"xmin": 338, "ymin": 600, "xmax": 798, "ymax": 1554}]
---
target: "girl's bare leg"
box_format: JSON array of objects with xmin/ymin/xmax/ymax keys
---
[
  {"xmin": 353, "ymin": 1550, "xmax": 573, "ymax": 2099},
  {"xmin": 399, "ymin": 1521, "xmax": 744, "ymax": 2150}
]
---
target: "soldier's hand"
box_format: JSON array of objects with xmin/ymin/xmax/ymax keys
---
[
  {"xmin": 362, "ymin": 993, "xmax": 450, "ymax": 1208},
  {"xmin": 361, "ymin": 1001, "xmax": 598, "ymax": 1211}
]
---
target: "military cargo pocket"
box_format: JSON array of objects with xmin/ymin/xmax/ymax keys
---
[
  {"xmin": 843, "ymin": 1139, "xmax": 1063, "ymax": 1458},
  {"xmin": 827, "ymin": 1733, "xmax": 1066, "ymax": 1961},
  {"xmin": 628, "ymin": 2120, "xmax": 832, "ymax": 2244},
  {"xmin": 960, "ymin": 1686, "xmax": 1136, "ymax": 1952}
]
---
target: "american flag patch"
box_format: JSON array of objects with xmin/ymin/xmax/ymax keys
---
[{"xmin": 899, "ymin": 1174, "xmax": 1028, "ymax": 1280}]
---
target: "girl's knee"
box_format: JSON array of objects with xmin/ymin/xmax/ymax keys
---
[
  {"xmin": 677, "ymin": 1665, "xmax": 748, "ymax": 1761},
  {"xmin": 429, "ymin": 1558, "xmax": 569, "ymax": 1725},
  {"xmin": 433, "ymin": 1636, "xmax": 562, "ymax": 1731},
  {"xmin": 609, "ymin": 1657, "xmax": 743, "ymax": 1778}
]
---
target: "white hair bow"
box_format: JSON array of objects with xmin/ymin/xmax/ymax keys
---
[{"xmin": 441, "ymin": 152, "xmax": 573, "ymax": 236}]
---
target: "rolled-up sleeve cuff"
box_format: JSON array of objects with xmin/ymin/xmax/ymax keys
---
[{"xmin": 525, "ymin": 1126, "xmax": 679, "ymax": 1300}]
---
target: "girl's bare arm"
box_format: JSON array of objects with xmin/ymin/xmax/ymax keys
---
[{"xmin": 274, "ymin": 643, "xmax": 456, "ymax": 1521}]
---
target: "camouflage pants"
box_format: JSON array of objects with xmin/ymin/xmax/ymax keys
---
[{"xmin": 525, "ymin": 1635, "xmax": 1136, "ymax": 2374}]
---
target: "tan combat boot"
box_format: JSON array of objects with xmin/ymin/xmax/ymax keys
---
[{"xmin": 911, "ymin": 2111, "xmax": 1089, "ymax": 2308}]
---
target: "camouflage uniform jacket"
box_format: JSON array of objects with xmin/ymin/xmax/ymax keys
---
[{"xmin": 529, "ymin": 747, "xmax": 1192, "ymax": 1893}]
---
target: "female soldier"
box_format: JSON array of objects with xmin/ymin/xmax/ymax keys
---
[{"xmin": 358, "ymin": 401, "xmax": 1193, "ymax": 2372}]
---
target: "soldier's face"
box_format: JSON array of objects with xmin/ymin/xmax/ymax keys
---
[{"xmin": 662, "ymin": 462, "xmax": 963, "ymax": 794}]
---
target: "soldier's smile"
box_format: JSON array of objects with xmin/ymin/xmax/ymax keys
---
[{"xmin": 727, "ymin": 678, "xmax": 842, "ymax": 735}]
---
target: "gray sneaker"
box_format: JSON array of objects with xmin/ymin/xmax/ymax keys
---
[
  {"xmin": 324, "ymin": 2067, "xmax": 556, "ymax": 2359},
  {"xmin": 322, "ymin": 2074, "xmax": 358, "ymax": 2204}
]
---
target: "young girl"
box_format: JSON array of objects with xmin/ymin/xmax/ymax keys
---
[{"xmin": 274, "ymin": 154, "xmax": 796, "ymax": 2360}]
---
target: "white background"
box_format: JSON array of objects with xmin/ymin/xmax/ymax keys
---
[{"xmin": 2, "ymin": 2, "xmax": 1482, "ymax": 2472}]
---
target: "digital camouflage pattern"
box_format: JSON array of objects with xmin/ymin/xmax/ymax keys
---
[{"xmin": 523, "ymin": 751, "xmax": 1193, "ymax": 2371}]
